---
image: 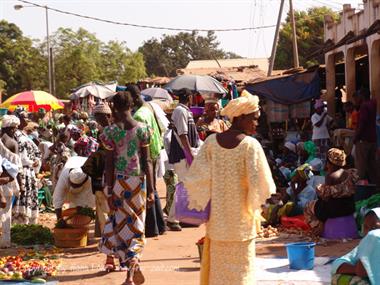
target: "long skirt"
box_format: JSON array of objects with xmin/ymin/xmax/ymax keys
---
[
  {"xmin": 12, "ymin": 168, "xmax": 39, "ymax": 225},
  {"xmin": 99, "ymin": 176, "xmax": 146, "ymax": 263},
  {"xmin": 201, "ymin": 237, "xmax": 256, "ymax": 285}
]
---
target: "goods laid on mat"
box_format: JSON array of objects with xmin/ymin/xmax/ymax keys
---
[
  {"xmin": 0, "ymin": 250, "xmax": 60, "ymax": 282},
  {"xmin": 11, "ymin": 225, "xmax": 54, "ymax": 246},
  {"xmin": 257, "ymin": 225, "xmax": 280, "ymax": 239}
]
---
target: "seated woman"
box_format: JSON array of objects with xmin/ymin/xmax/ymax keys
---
[
  {"xmin": 297, "ymin": 140, "xmax": 317, "ymax": 165},
  {"xmin": 331, "ymin": 208, "xmax": 380, "ymax": 285},
  {"xmin": 283, "ymin": 164, "xmax": 316, "ymax": 216},
  {"xmin": 264, "ymin": 164, "xmax": 316, "ymax": 224},
  {"xmin": 281, "ymin": 142, "xmax": 298, "ymax": 168},
  {"xmin": 304, "ymin": 148, "xmax": 359, "ymax": 236}
]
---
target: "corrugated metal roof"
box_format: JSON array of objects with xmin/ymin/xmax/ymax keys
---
[{"xmin": 185, "ymin": 58, "xmax": 269, "ymax": 72}]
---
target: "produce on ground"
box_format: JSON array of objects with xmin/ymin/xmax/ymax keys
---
[
  {"xmin": 257, "ymin": 225, "xmax": 280, "ymax": 238},
  {"xmin": 0, "ymin": 250, "xmax": 60, "ymax": 281},
  {"xmin": 11, "ymin": 224, "xmax": 54, "ymax": 246}
]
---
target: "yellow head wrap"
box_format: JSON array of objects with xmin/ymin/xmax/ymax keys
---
[{"xmin": 220, "ymin": 90, "xmax": 260, "ymax": 121}]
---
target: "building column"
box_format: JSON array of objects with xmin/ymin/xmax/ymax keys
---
[
  {"xmin": 326, "ymin": 53, "xmax": 336, "ymax": 116},
  {"xmin": 345, "ymin": 48, "xmax": 356, "ymax": 102},
  {"xmin": 370, "ymin": 39, "xmax": 380, "ymax": 113}
]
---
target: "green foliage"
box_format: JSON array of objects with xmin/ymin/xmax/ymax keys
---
[
  {"xmin": 139, "ymin": 31, "xmax": 241, "ymax": 76},
  {"xmin": 11, "ymin": 224, "xmax": 54, "ymax": 245},
  {"xmin": 0, "ymin": 22, "xmax": 146, "ymax": 99},
  {"xmin": 274, "ymin": 7, "xmax": 340, "ymax": 70},
  {"xmin": 0, "ymin": 20, "xmax": 47, "ymax": 99}
]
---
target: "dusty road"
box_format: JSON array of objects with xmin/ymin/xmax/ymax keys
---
[{"xmin": 2, "ymin": 179, "xmax": 359, "ymax": 285}]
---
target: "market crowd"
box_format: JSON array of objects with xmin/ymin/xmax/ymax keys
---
[{"xmin": 0, "ymin": 84, "xmax": 379, "ymax": 285}]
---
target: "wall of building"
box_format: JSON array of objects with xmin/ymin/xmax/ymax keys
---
[{"xmin": 324, "ymin": 0, "xmax": 380, "ymax": 114}]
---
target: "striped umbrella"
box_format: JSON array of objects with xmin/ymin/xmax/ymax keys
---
[{"xmin": 0, "ymin": 90, "xmax": 64, "ymax": 112}]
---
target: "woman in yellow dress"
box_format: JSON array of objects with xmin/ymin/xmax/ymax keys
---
[{"xmin": 183, "ymin": 91, "xmax": 276, "ymax": 285}]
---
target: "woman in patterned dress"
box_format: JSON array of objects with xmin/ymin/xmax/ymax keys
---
[
  {"xmin": 304, "ymin": 148, "xmax": 359, "ymax": 236},
  {"xmin": 12, "ymin": 112, "xmax": 41, "ymax": 225},
  {"xmin": 99, "ymin": 91, "xmax": 155, "ymax": 285}
]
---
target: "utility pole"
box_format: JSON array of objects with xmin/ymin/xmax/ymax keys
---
[
  {"xmin": 45, "ymin": 6, "xmax": 53, "ymax": 95},
  {"xmin": 267, "ymin": 0, "xmax": 285, "ymax": 76},
  {"xmin": 289, "ymin": 0, "xmax": 299, "ymax": 68}
]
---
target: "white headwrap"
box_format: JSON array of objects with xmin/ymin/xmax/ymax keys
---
[
  {"xmin": 284, "ymin": 142, "xmax": 296, "ymax": 153},
  {"xmin": 2, "ymin": 115, "xmax": 20, "ymax": 128},
  {"xmin": 220, "ymin": 90, "xmax": 259, "ymax": 121}
]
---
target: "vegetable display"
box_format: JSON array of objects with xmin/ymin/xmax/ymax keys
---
[
  {"xmin": 11, "ymin": 225, "xmax": 54, "ymax": 246},
  {"xmin": 0, "ymin": 250, "xmax": 60, "ymax": 282}
]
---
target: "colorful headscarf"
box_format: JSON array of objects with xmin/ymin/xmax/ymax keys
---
[
  {"xmin": 70, "ymin": 126, "xmax": 82, "ymax": 137},
  {"xmin": 74, "ymin": 135, "xmax": 99, "ymax": 157},
  {"xmin": 327, "ymin": 148, "xmax": 346, "ymax": 167},
  {"xmin": 292, "ymin": 163, "xmax": 313, "ymax": 180},
  {"xmin": 304, "ymin": 141, "xmax": 317, "ymax": 161},
  {"xmin": 220, "ymin": 90, "xmax": 259, "ymax": 121}
]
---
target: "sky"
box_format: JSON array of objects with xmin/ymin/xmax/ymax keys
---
[{"xmin": 1, "ymin": 0, "xmax": 362, "ymax": 59}]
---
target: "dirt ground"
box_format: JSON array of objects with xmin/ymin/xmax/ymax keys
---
[{"xmin": 1, "ymin": 179, "xmax": 360, "ymax": 285}]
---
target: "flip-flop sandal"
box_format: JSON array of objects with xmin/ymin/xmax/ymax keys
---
[
  {"xmin": 133, "ymin": 265, "xmax": 145, "ymax": 285},
  {"xmin": 104, "ymin": 256, "xmax": 116, "ymax": 272}
]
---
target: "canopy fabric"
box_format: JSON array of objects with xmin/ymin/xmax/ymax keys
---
[
  {"xmin": 245, "ymin": 70, "xmax": 320, "ymax": 105},
  {"xmin": 71, "ymin": 82, "xmax": 117, "ymax": 99},
  {"xmin": 164, "ymin": 75, "xmax": 227, "ymax": 94},
  {"xmin": 141, "ymin": 88, "xmax": 173, "ymax": 103},
  {"xmin": 0, "ymin": 90, "xmax": 64, "ymax": 112}
]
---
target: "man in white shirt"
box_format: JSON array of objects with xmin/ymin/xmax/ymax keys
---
[
  {"xmin": 311, "ymin": 99, "xmax": 332, "ymax": 164},
  {"xmin": 53, "ymin": 156, "xmax": 95, "ymax": 222}
]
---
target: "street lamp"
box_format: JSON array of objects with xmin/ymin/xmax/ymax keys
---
[{"xmin": 14, "ymin": 4, "xmax": 53, "ymax": 95}]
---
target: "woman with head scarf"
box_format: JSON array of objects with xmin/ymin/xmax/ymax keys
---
[
  {"xmin": 311, "ymin": 99, "xmax": 333, "ymax": 163},
  {"xmin": 0, "ymin": 115, "xmax": 22, "ymax": 247},
  {"xmin": 183, "ymin": 91, "xmax": 275, "ymax": 285},
  {"xmin": 99, "ymin": 91, "xmax": 155, "ymax": 284},
  {"xmin": 12, "ymin": 112, "xmax": 41, "ymax": 225},
  {"xmin": 196, "ymin": 99, "xmax": 229, "ymax": 140},
  {"xmin": 304, "ymin": 148, "xmax": 359, "ymax": 236},
  {"xmin": 297, "ymin": 140, "xmax": 317, "ymax": 165},
  {"xmin": 331, "ymin": 208, "xmax": 380, "ymax": 285}
]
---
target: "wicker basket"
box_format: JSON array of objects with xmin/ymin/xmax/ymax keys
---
[
  {"xmin": 62, "ymin": 208, "xmax": 92, "ymax": 228},
  {"xmin": 53, "ymin": 227, "xmax": 88, "ymax": 248}
]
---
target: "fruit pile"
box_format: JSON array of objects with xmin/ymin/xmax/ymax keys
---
[
  {"xmin": 257, "ymin": 225, "xmax": 280, "ymax": 239},
  {"xmin": 0, "ymin": 250, "xmax": 60, "ymax": 282}
]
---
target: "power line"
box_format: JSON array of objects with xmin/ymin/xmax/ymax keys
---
[{"xmin": 17, "ymin": 0, "xmax": 277, "ymax": 32}]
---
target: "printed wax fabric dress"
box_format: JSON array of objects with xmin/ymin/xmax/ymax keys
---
[
  {"xmin": 12, "ymin": 130, "xmax": 41, "ymax": 224},
  {"xmin": 183, "ymin": 134, "xmax": 276, "ymax": 285},
  {"xmin": 98, "ymin": 123, "xmax": 152, "ymax": 263}
]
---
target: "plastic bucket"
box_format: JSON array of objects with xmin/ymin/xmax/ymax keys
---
[{"xmin": 286, "ymin": 242, "xmax": 315, "ymax": 270}]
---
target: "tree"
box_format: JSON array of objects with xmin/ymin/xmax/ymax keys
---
[
  {"xmin": 51, "ymin": 28, "xmax": 146, "ymax": 98},
  {"xmin": 139, "ymin": 31, "xmax": 241, "ymax": 76},
  {"xmin": 0, "ymin": 20, "xmax": 47, "ymax": 98},
  {"xmin": 51, "ymin": 28, "xmax": 103, "ymax": 98},
  {"xmin": 274, "ymin": 7, "xmax": 340, "ymax": 70},
  {"xmin": 100, "ymin": 41, "xmax": 146, "ymax": 85}
]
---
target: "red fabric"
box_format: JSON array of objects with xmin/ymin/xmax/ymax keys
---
[{"xmin": 281, "ymin": 215, "xmax": 310, "ymax": 231}]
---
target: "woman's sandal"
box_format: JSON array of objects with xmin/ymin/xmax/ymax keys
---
[
  {"xmin": 104, "ymin": 256, "xmax": 116, "ymax": 272},
  {"xmin": 123, "ymin": 258, "xmax": 145, "ymax": 285}
]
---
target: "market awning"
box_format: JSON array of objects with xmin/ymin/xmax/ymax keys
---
[{"xmin": 245, "ymin": 70, "xmax": 320, "ymax": 105}]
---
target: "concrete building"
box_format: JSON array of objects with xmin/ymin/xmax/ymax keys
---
[{"xmin": 324, "ymin": 0, "xmax": 380, "ymax": 114}]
